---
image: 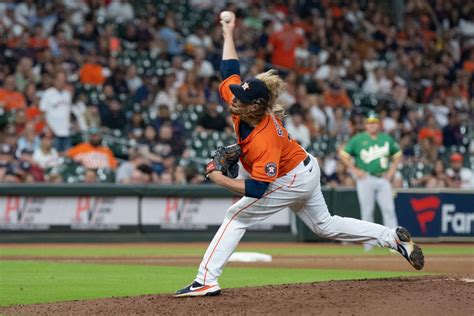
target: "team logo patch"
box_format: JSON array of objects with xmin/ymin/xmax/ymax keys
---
[{"xmin": 265, "ymin": 162, "xmax": 277, "ymax": 177}]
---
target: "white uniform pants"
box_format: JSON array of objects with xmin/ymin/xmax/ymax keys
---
[
  {"xmin": 356, "ymin": 175, "xmax": 398, "ymax": 229},
  {"xmin": 195, "ymin": 156, "xmax": 397, "ymax": 285}
]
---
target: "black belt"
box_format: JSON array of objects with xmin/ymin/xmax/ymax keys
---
[{"xmin": 303, "ymin": 155, "xmax": 311, "ymax": 166}]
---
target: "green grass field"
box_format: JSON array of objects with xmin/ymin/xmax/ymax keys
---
[{"xmin": 2, "ymin": 243, "xmax": 469, "ymax": 307}]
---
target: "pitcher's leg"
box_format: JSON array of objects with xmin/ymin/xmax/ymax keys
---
[
  {"xmin": 376, "ymin": 178, "xmax": 398, "ymax": 228},
  {"xmin": 195, "ymin": 193, "xmax": 290, "ymax": 285},
  {"xmin": 298, "ymin": 184, "xmax": 396, "ymax": 248},
  {"xmin": 195, "ymin": 214, "xmax": 247, "ymax": 285}
]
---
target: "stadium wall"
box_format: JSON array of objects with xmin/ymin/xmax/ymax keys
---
[{"xmin": 0, "ymin": 185, "xmax": 472, "ymax": 242}]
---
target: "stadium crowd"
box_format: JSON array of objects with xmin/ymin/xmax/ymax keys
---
[{"xmin": 0, "ymin": 0, "xmax": 472, "ymax": 188}]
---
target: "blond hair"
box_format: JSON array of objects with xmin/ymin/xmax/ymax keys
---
[
  {"xmin": 255, "ymin": 69, "xmax": 286, "ymax": 109},
  {"xmin": 241, "ymin": 69, "xmax": 286, "ymax": 123}
]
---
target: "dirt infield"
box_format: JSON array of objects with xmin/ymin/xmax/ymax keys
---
[
  {"xmin": 1, "ymin": 243, "xmax": 473, "ymax": 315},
  {"xmin": 2, "ymin": 276, "xmax": 473, "ymax": 315}
]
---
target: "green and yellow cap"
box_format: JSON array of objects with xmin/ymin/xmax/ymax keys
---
[{"xmin": 365, "ymin": 111, "xmax": 380, "ymax": 123}]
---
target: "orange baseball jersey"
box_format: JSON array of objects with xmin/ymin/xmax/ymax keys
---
[
  {"xmin": 67, "ymin": 143, "xmax": 118, "ymax": 170},
  {"xmin": 219, "ymin": 74, "xmax": 307, "ymax": 182}
]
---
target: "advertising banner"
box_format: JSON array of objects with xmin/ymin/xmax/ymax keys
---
[
  {"xmin": 0, "ymin": 196, "xmax": 139, "ymax": 232},
  {"xmin": 395, "ymin": 192, "xmax": 474, "ymax": 238},
  {"xmin": 141, "ymin": 197, "xmax": 291, "ymax": 231}
]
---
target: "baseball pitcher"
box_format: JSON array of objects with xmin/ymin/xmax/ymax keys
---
[
  {"xmin": 175, "ymin": 12, "xmax": 423, "ymax": 298},
  {"xmin": 339, "ymin": 111, "xmax": 402, "ymax": 250}
]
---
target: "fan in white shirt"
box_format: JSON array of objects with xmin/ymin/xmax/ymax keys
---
[
  {"xmin": 39, "ymin": 71, "xmax": 72, "ymax": 138},
  {"xmin": 33, "ymin": 132, "xmax": 59, "ymax": 169}
]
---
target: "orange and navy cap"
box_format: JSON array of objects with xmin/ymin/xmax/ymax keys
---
[
  {"xmin": 229, "ymin": 78, "xmax": 270, "ymax": 104},
  {"xmin": 450, "ymin": 153, "xmax": 463, "ymax": 162}
]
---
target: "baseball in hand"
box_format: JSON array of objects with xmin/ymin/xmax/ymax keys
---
[{"xmin": 220, "ymin": 11, "xmax": 233, "ymax": 23}]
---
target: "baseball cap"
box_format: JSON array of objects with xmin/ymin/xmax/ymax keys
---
[
  {"xmin": 0, "ymin": 144, "xmax": 13, "ymax": 155},
  {"xmin": 20, "ymin": 148, "xmax": 34, "ymax": 155},
  {"xmin": 365, "ymin": 111, "xmax": 380, "ymax": 123},
  {"xmin": 88, "ymin": 127, "xmax": 101, "ymax": 135},
  {"xmin": 450, "ymin": 153, "xmax": 463, "ymax": 162},
  {"xmin": 229, "ymin": 78, "xmax": 270, "ymax": 104}
]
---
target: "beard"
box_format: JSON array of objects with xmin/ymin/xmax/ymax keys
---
[
  {"xmin": 229, "ymin": 104, "xmax": 252, "ymax": 116},
  {"xmin": 90, "ymin": 138, "xmax": 102, "ymax": 147}
]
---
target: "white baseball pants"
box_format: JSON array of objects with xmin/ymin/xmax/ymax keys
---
[
  {"xmin": 356, "ymin": 175, "xmax": 398, "ymax": 228},
  {"xmin": 195, "ymin": 156, "xmax": 398, "ymax": 285}
]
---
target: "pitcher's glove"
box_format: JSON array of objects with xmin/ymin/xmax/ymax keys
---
[{"xmin": 205, "ymin": 144, "xmax": 241, "ymax": 179}]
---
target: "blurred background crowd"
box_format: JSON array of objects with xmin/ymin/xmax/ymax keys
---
[{"xmin": 0, "ymin": 0, "xmax": 472, "ymax": 188}]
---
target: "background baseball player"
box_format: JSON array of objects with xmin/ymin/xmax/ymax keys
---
[
  {"xmin": 175, "ymin": 11, "xmax": 423, "ymax": 298},
  {"xmin": 339, "ymin": 111, "xmax": 402, "ymax": 250}
]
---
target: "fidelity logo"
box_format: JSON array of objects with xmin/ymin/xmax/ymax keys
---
[
  {"xmin": 409, "ymin": 196, "xmax": 440, "ymax": 234},
  {"xmin": 410, "ymin": 196, "xmax": 473, "ymax": 234}
]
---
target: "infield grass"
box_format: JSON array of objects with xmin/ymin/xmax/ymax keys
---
[
  {"xmin": 0, "ymin": 260, "xmax": 423, "ymax": 307},
  {"xmin": 0, "ymin": 244, "xmax": 471, "ymax": 257}
]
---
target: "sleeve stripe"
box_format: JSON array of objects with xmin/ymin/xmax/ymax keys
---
[
  {"xmin": 392, "ymin": 151, "xmax": 402, "ymax": 159},
  {"xmin": 339, "ymin": 150, "xmax": 352, "ymax": 158}
]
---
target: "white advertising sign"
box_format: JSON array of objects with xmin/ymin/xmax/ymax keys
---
[
  {"xmin": 0, "ymin": 196, "xmax": 139, "ymax": 230},
  {"xmin": 141, "ymin": 197, "xmax": 290, "ymax": 230}
]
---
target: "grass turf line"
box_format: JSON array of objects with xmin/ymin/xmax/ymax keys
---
[
  {"xmin": 0, "ymin": 245, "xmax": 471, "ymax": 257},
  {"xmin": 0, "ymin": 260, "xmax": 423, "ymax": 307}
]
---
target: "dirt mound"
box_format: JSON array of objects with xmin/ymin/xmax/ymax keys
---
[{"xmin": 2, "ymin": 276, "xmax": 472, "ymax": 315}]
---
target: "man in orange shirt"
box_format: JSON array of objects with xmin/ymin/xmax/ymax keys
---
[
  {"xmin": 267, "ymin": 19, "xmax": 305, "ymax": 70},
  {"xmin": 67, "ymin": 128, "xmax": 118, "ymax": 170},
  {"xmin": 322, "ymin": 81, "xmax": 353, "ymax": 109},
  {"xmin": 0, "ymin": 75, "xmax": 26, "ymax": 112},
  {"xmin": 175, "ymin": 11, "xmax": 424, "ymax": 298}
]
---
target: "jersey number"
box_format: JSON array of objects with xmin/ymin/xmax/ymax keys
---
[{"xmin": 380, "ymin": 157, "xmax": 388, "ymax": 169}]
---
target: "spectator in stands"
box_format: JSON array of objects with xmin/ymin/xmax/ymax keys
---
[
  {"xmin": 284, "ymin": 110, "xmax": 311, "ymax": 149},
  {"xmin": 153, "ymin": 74, "xmax": 178, "ymax": 112},
  {"xmin": 17, "ymin": 148, "xmax": 44, "ymax": 182},
  {"xmin": 196, "ymin": 101, "xmax": 231, "ymax": 133},
  {"xmin": 23, "ymin": 82, "xmax": 44, "ymax": 133},
  {"xmin": 362, "ymin": 66, "xmax": 392, "ymax": 95},
  {"xmin": 33, "ymin": 130, "xmax": 59, "ymax": 170},
  {"xmin": 15, "ymin": 122, "xmax": 40, "ymax": 157},
  {"xmin": 418, "ymin": 115, "xmax": 443, "ymax": 146},
  {"xmin": 98, "ymin": 98, "xmax": 127, "ymax": 131},
  {"xmin": 328, "ymin": 107, "xmax": 351, "ymax": 138},
  {"xmin": 79, "ymin": 53, "xmax": 107, "ymax": 86},
  {"xmin": 446, "ymin": 153, "xmax": 473, "ymax": 189},
  {"xmin": 151, "ymin": 104, "xmax": 184, "ymax": 136},
  {"xmin": 14, "ymin": 57, "xmax": 39, "ymax": 92},
  {"xmin": 429, "ymin": 93, "xmax": 450, "ymax": 128},
  {"xmin": 125, "ymin": 65, "xmax": 143, "ymax": 94},
  {"xmin": 83, "ymin": 169, "xmax": 98, "ymax": 184},
  {"xmin": 442, "ymin": 113, "xmax": 464, "ymax": 147},
  {"xmin": 107, "ymin": 0, "xmax": 135, "ymax": 22},
  {"xmin": 0, "ymin": 75, "xmax": 26, "ymax": 112},
  {"xmin": 412, "ymin": 160, "xmax": 450, "ymax": 188},
  {"xmin": 0, "ymin": 144, "xmax": 15, "ymax": 182},
  {"xmin": 177, "ymin": 70, "xmax": 205, "ymax": 106},
  {"xmin": 67, "ymin": 128, "xmax": 118, "ymax": 170},
  {"xmin": 182, "ymin": 47, "xmax": 215, "ymax": 79},
  {"xmin": 325, "ymin": 161, "xmax": 356, "ymax": 188},
  {"xmin": 39, "ymin": 71, "xmax": 72, "ymax": 152},
  {"xmin": 158, "ymin": 13, "xmax": 184, "ymax": 58},
  {"xmin": 322, "ymin": 80, "xmax": 353, "ymax": 109},
  {"xmin": 267, "ymin": 19, "xmax": 305, "ymax": 70},
  {"xmin": 115, "ymin": 147, "xmax": 146, "ymax": 183},
  {"xmin": 129, "ymin": 163, "xmax": 153, "ymax": 184},
  {"xmin": 185, "ymin": 25, "xmax": 213, "ymax": 54}
]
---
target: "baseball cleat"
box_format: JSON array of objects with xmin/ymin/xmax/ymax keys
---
[
  {"xmin": 174, "ymin": 281, "xmax": 221, "ymax": 298},
  {"xmin": 395, "ymin": 226, "xmax": 424, "ymax": 270}
]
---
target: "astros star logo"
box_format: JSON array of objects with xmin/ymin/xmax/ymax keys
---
[{"xmin": 242, "ymin": 82, "xmax": 250, "ymax": 90}]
